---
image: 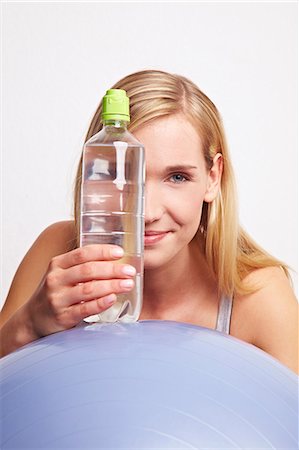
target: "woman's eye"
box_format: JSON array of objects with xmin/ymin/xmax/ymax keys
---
[{"xmin": 169, "ymin": 173, "xmax": 188, "ymax": 183}]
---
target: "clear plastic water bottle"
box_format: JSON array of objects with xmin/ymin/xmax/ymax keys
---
[{"xmin": 80, "ymin": 89, "xmax": 145, "ymax": 323}]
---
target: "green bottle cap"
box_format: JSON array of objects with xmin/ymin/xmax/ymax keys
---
[{"xmin": 102, "ymin": 89, "xmax": 130, "ymax": 122}]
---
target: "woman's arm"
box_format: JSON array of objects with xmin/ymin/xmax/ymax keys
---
[
  {"xmin": 0, "ymin": 221, "xmax": 76, "ymax": 356},
  {"xmin": 0, "ymin": 221, "xmax": 76, "ymax": 327},
  {"xmin": 0, "ymin": 221, "xmax": 136, "ymax": 357},
  {"xmin": 233, "ymin": 267, "xmax": 298, "ymax": 374}
]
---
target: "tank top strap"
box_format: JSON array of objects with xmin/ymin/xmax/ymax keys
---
[{"xmin": 215, "ymin": 294, "xmax": 233, "ymax": 334}]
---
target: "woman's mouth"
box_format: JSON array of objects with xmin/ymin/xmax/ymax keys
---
[{"xmin": 144, "ymin": 231, "xmax": 169, "ymax": 246}]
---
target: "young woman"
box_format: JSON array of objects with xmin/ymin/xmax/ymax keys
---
[{"xmin": 1, "ymin": 70, "xmax": 298, "ymax": 373}]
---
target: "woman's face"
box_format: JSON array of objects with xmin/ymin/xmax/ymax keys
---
[{"xmin": 133, "ymin": 113, "xmax": 222, "ymax": 270}]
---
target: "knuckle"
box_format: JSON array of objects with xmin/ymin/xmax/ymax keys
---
[
  {"xmin": 79, "ymin": 301, "xmax": 89, "ymax": 318},
  {"xmin": 96, "ymin": 298, "xmax": 106, "ymax": 312},
  {"xmin": 111, "ymin": 264, "xmax": 118, "ymax": 279},
  {"xmin": 45, "ymin": 271, "xmax": 59, "ymax": 290},
  {"xmin": 80, "ymin": 262, "xmax": 95, "ymax": 279},
  {"xmin": 55, "ymin": 310, "xmax": 71, "ymax": 328},
  {"xmin": 113, "ymin": 279, "xmax": 123, "ymax": 292},
  {"xmin": 81, "ymin": 280, "xmax": 94, "ymax": 297},
  {"xmin": 73, "ymin": 247, "xmax": 87, "ymax": 265},
  {"xmin": 49, "ymin": 257, "xmax": 59, "ymax": 270}
]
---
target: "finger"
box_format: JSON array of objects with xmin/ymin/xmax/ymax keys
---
[
  {"xmin": 52, "ymin": 245, "xmax": 124, "ymax": 270},
  {"xmin": 63, "ymin": 261, "xmax": 136, "ymax": 285},
  {"xmin": 70, "ymin": 293, "xmax": 118, "ymax": 323},
  {"xmin": 60, "ymin": 278, "xmax": 135, "ymax": 307}
]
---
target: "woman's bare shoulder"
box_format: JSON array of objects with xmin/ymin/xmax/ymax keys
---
[
  {"xmin": 233, "ymin": 266, "xmax": 296, "ymax": 310},
  {"xmin": 231, "ymin": 266, "xmax": 298, "ymax": 373},
  {"xmin": 35, "ymin": 220, "xmax": 77, "ymax": 253}
]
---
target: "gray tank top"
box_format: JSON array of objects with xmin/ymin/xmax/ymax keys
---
[{"xmin": 215, "ymin": 295, "xmax": 233, "ymax": 334}]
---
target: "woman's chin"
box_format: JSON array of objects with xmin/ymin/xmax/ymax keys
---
[
  {"xmin": 143, "ymin": 248, "xmax": 176, "ymax": 271},
  {"xmin": 143, "ymin": 254, "xmax": 166, "ymax": 271},
  {"xmin": 144, "ymin": 260, "xmax": 161, "ymax": 271}
]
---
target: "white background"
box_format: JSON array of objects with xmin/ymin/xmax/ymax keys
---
[{"xmin": 2, "ymin": 2, "xmax": 298, "ymax": 307}]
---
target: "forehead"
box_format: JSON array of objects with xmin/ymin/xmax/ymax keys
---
[{"xmin": 133, "ymin": 114, "xmax": 204, "ymax": 168}]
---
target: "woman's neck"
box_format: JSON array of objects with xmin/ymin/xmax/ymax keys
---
[{"xmin": 141, "ymin": 240, "xmax": 218, "ymax": 321}]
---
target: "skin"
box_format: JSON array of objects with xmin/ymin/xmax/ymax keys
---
[{"xmin": 0, "ymin": 114, "xmax": 298, "ymax": 374}]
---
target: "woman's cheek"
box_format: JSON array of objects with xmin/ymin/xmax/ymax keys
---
[{"xmin": 168, "ymin": 189, "xmax": 204, "ymax": 226}]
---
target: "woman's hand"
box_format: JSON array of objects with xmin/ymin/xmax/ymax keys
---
[{"xmin": 27, "ymin": 244, "xmax": 136, "ymax": 338}]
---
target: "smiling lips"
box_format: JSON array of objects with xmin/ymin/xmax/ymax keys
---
[{"xmin": 144, "ymin": 231, "xmax": 169, "ymax": 246}]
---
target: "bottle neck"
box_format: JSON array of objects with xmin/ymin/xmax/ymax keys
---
[{"xmin": 102, "ymin": 119, "xmax": 129, "ymax": 129}]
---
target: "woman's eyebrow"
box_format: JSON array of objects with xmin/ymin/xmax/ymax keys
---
[{"xmin": 164, "ymin": 165, "xmax": 198, "ymax": 171}]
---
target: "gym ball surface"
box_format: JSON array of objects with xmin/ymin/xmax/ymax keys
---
[{"xmin": 0, "ymin": 320, "xmax": 298, "ymax": 449}]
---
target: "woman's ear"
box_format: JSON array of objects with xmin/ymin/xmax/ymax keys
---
[{"xmin": 204, "ymin": 153, "xmax": 223, "ymax": 203}]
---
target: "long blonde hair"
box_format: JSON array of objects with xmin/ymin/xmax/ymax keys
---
[{"xmin": 74, "ymin": 69, "xmax": 290, "ymax": 296}]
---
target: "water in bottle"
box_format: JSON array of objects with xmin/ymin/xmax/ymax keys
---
[{"xmin": 80, "ymin": 89, "xmax": 145, "ymax": 323}]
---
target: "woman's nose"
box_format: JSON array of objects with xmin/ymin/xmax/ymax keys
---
[{"xmin": 144, "ymin": 182, "xmax": 165, "ymax": 224}]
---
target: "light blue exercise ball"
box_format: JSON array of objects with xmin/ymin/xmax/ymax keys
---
[{"xmin": 0, "ymin": 321, "xmax": 298, "ymax": 449}]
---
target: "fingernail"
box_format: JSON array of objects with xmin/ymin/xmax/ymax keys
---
[
  {"xmin": 103, "ymin": 294, "xmax": 117, "ymax": 306},
  {"xmin": 120, "ymin": 279, "xmax": 134, "ymax": 289},
  {"xmin": 111, "ymin": 247, "xmax": 124, "ymax": 258},
  {"xmin": 122, "ymin": 265, "xmax": 136, "ymax": 276}
]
